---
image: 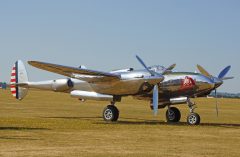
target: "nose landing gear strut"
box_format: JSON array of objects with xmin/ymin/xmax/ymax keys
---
[{"xmin": 186, "ymin": 99, "xmax": 200, "ymax": 125}]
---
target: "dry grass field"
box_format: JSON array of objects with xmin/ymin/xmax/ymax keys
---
[{"xmin": 0, "ymin": 89, "xmax": 240, "ymax": 157}]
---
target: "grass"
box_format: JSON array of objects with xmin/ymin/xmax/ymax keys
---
[{"xmin": 0, "ymin": 89, "xmax": 240, "ymax": 157}]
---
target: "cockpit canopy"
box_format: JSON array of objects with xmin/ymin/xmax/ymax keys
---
[{"xmin": 148, "ymin": 65, "xmax": 166, "ymax": 73}]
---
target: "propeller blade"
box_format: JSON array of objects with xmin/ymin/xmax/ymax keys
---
[
  {"xmin": 162, "ymin": 64, "xmax": 176, "ymax": 74},
  {"xmin": 197, "ymin": 64, "xmax": 211, "ymax": 78},
  {"xmin": 215, "ymin": 89, "xmax": 219, "ymax": 117},
  {"xmin": 153, "ymin": 84, "xmax": 159, "ymax": 115},
  {"xmin": 221, "ymin": 76, "xmax": 234, "ymax": 80},
  {"xmin": 166, "ymin": 64, "xmax": 176, "ymax": 71},
  {"xmin": 135, "ymin": 55, "xmax": 161, "ymax": 116},
  {"xmin": 136, "ymin": 55, "xmax": 155, "ymax": 76},
  {"xmin": 218, "ymin": 66, "xmax": 231, "ymax": 79}
]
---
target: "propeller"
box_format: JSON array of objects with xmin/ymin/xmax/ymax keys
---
[
  {"xmin": 218, "ymin": 66, "xmax": 231, "ymax": 79},
  {"xmin": 153, "ymin": 85, "xmax": 159, "ymax": 116},
  {"xmin": 162, "ymin": 64, "xmax": 176, "ymax": 74},
  {"xmin": 136, "ymin": 55, "xmax": 161, "ymax": 76},
  {"xmin": 166, "ymin": 64, "xmax": 176, "ymax": 71},
  {"xmin": 136, "ymin": 55, "xmax": 164, "ymax": 115},
  {"xmin": 214, "ymin": 89, "xmax": 219, "ymax": 117},
  {"xmin": 197, "ymin": 65, "xmax": 211, "ymax": 78},
  {"xmin": 197, "ymin": 65, "xmax": 233, "ymax": 116}
]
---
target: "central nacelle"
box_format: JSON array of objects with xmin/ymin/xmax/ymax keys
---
[{"xmin": 52, "ymin": 79, "xmax": 74, "ymax": 92}]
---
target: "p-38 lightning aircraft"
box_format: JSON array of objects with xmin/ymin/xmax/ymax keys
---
[{"xmin": 10, "ymin": 56, "xmax": 233, "ymax": 125}]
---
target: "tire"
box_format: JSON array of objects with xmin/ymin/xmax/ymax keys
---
[
  {"xmin": 103, "ymin": 105, "xmax": 119, "ymax": 122},
  {"xmin": 166, "ymin": 107, "xmax": 181, "ymax": 122},
  {"xmin": 187, "ymin": 113, "xmax": 200, "ymax": 125}
]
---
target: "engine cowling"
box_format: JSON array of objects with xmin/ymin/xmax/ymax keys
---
[{"xmin": 52, "ymin": 79, "xmax": 74, "ymax": 92}]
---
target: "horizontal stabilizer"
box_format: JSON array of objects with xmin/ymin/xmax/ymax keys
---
[{"xmin": 11, "ymin": 83, "xmax": 29, "ymax": 88}]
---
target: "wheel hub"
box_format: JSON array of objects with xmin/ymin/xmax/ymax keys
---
[
  {"xmin": 104, "ymin": 109, "xmax": 113, "ymax": 120},
  {"xmin": 188, "ymin": 115, "xmax": 197, "ymax": 124},
  {"xmin": 168, "ymin": 110, "xmax": 175, "ymax": 121}
]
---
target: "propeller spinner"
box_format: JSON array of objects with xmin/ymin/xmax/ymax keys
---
[{"xmin": 197, "ymin": 64, "xmax": 233, "ymax": 116}]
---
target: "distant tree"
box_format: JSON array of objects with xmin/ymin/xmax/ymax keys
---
[
  {"xmin": 2, "ymin": 82, "xmax": 7, "ymax": 89},
  {"xmin": 0, "ymin": 82, "xmax": 7, "ymax": 89}
]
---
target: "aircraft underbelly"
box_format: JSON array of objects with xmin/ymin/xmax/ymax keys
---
[{"xmin": 86, "ymin": 79, "xmax": 149, "ymax": 95}]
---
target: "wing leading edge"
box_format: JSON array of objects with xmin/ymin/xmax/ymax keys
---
[{"xmin": 28, "ymin": 61, "xmax": 121, "ymax": 82}]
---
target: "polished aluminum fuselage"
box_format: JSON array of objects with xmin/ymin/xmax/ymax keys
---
[
  {"xmin": 87, "ymin": 70, "xmax": 215, "ymax": 100},
  {"xmin": 27, "ymin": 69, "xmax": 216, "ymax": 103}
]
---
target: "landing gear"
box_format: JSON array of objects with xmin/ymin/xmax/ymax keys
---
[
  {"xmin": 102, "ymin": 104, "xmax": 119, "ymax": 122},
  {"xmin": 166, "ymin": 107, "xmax": 181, "ymax": 122},
  {"xmin": 187, "ymin": 113, "xmax": 200, "ymax": 125},
  {"xmin": 187, "ymin": 98, "xmax": 201, "ymax": 125},
  {"xmin": 101, "ymin": 99, "xmax": 201, "ymax": 125}
]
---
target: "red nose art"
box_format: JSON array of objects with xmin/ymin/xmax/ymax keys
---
[{"xmin": 180, "ymin": 76, "xmax": 195, "ymax": 90}]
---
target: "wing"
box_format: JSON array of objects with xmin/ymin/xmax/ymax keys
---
[{"xmin": 28, "ymin": 61, "xmax": 121, "ymax": 83}]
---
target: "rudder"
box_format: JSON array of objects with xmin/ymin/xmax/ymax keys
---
[{"xmin": 10, "ymin": 60, "xmax": 29, "ymax": 100}]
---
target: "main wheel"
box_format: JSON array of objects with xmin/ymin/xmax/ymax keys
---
[
  {"xmin": 187, "ymin": 113, "xmax": 200, "ymax": 125},
  {"xmin": 166, "ymin": 107, "xmax": 181, "ymax": 122},
  {"xmin": 103, "ymin": 105, "xmax": 119, "ymax": 122}
]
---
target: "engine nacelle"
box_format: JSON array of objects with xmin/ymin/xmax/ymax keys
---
[{"xmin": 52, "ymin": 79, "xmax": 74, "ymax": 92}]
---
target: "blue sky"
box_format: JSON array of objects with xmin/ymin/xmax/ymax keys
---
[{"xmin": 0, "ymin": 0, "xmax": 239, "ymax": 93}]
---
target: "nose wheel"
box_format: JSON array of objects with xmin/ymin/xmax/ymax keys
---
[
  {"xmin": 103, "ymin": 105, "xmax": 119, "ymax": 122},
  {"xmin": 187, "ymin": 99, "xmax": 201, "ymax": 125},
  {"xmin": 187, "ymin": 113, "xmax": 200, "ymax": 125}
]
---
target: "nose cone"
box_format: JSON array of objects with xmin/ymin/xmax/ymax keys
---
[
  {"xmin": 196, "ymin": 75, "xmax": 223, "ymax": 92},
  {"xmin": 212, "ymin": 77, "xmax": 223, "ymax": 88},
  {"xmin": 207, "ymin": 79, "xmax": 216, "ymax": 89},
  {"xmin": 196, "ymin": 75, "xmax": 215, "ymax": 91}
]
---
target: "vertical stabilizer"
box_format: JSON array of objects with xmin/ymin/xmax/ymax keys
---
[{"xmin": 10, "ymin": 60, "xmax": 29, "ymax": 100}]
